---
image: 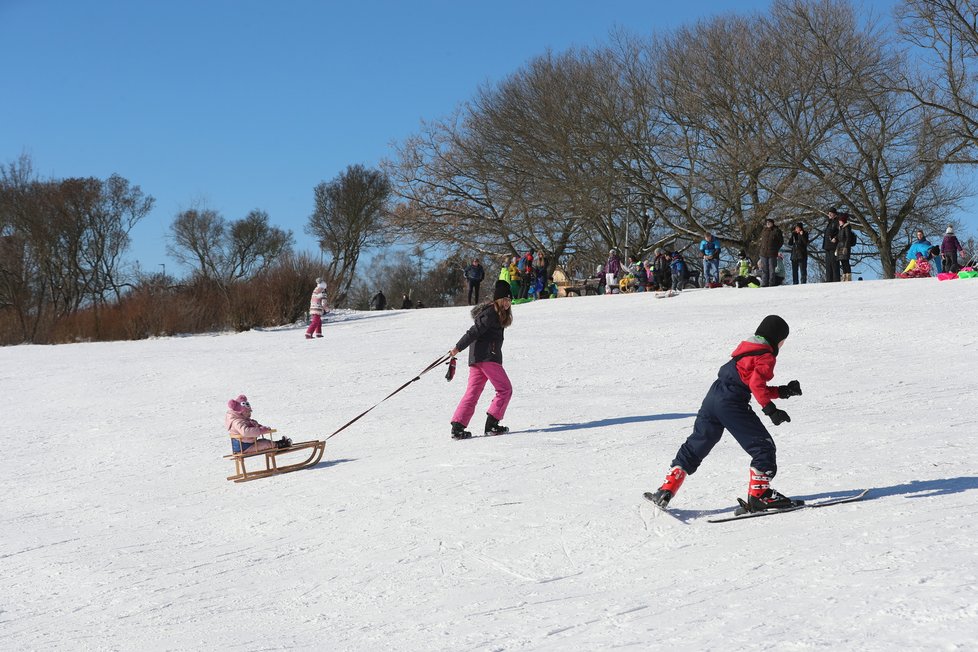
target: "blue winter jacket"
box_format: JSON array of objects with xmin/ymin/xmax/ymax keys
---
[
  {"xmin": 908, "ymin": 239, "xmax": 934, "ymax": 261},
  {"xmin": 700, "ymin": 239, "xmax": 721, "ymax": 259}
]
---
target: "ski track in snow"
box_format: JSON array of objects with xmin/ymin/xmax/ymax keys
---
[{"xmin": 2, "ymin": 280, "xmax": 978, "ymax": 650}]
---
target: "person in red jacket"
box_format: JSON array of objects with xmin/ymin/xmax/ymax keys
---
[{"xmin": 647, "ymin": 315, "xmax": 804, "ymax": 512}]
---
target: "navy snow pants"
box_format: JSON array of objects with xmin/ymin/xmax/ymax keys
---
[{"xmin": 671, "ymin": 359, "xmax": 777, "ymax": 476}]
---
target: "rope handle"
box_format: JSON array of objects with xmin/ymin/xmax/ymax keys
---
[{"xmin": 325, "ymin": 354, "xmax": 451, "ymax": 441}]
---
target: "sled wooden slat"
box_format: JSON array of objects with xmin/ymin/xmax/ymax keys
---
[{"xmin": 224, "ymin": 439, "xmax": 326, "ymax": 483}]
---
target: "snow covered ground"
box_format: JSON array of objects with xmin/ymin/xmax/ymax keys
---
[{"xmin": 3, "ymin": 278, "xmax": 977, "ymax": 651}]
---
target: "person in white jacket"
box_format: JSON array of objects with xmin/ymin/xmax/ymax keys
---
[{"xmin": 305, "ymin": 278, "xmax": 327, "ymax": 339}]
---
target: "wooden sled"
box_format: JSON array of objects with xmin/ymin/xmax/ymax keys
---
[{"xmin": 224, "ymin": 432, "xmax": 326, "ymax": 483}]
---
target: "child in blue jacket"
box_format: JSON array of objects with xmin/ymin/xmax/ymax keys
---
[
  {"xmin": 647, "ymin": 315, "xmax": 804, "ymax": 512},
  {"xmin": 669, "ymin": 252, "xmax": 687, "ymax": 291}
]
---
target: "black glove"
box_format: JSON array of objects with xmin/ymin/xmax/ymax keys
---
[
  {"xmin": 762, "ymin": 402, "xmax": 791, "ymax": 426},
  {"xmin": 778, "ymin": 380, "xmax": 802, "ymax": 399}
]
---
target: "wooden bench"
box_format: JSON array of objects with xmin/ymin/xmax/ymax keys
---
[{"xmin": 224, "ymin": 432, "xmax": 326, "ymax": 482}]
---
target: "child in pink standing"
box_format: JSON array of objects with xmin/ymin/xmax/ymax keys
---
[
  {"xmin": 225, "ymin": 395, "xmax": 290, "ymax": 453},
  {"xmin": 305, "ymin": 278, "xmax": 327, "ymax": 339},
  {"xmin": 447, "ymin": 279, "xmax": 514, "ymax": 439}
]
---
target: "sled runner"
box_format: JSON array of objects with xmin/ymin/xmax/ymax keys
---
[{"xmin": 224, "ymin": 433, "xmax": 326, "ymax": 483}]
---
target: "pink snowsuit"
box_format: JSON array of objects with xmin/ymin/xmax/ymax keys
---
[{"xmin": 306, "ymin": 284, "xmax": 327, "ymax": 337}]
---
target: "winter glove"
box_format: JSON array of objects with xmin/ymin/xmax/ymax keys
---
[
  {"xmin": 762, "ymin": 402, "xmax": 791, "ymax": 426},
  {"xmin": 777, "ymin": 380, "xmax": 802, "ymax": 399}
]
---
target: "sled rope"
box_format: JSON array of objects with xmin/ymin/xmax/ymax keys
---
[{"xmin": 325, "ymin": 354, "xmax": 451, "ymax": 441}]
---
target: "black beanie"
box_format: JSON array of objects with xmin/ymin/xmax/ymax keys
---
[
  {"xmin": 493, "ymin": 279, "xmax": 513, "ymax": 300},
  {"xmin": 755, "ymin": 315, "xmax": 789, "ymax": 348}
]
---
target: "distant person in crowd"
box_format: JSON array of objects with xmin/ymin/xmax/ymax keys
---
[
  {"xmin": 604, "ymin": 249, "xmax": 622, "ymax": 294},
  {"xmin": 773, "ymin": 253, "xmax": 786, "ymax": 286},
  {"xmin": 736, "ymin": 250, "xmax": 752, "ymax": 279},
  {"xmin": 447, "ymin": 279, "xmax": 515, "ymax": 439},
  {"xmin": 464, "ymin": 258, "xmax": 485, "ymax": 305},
  {"xmin": 642, "ymin": 260, "xmax": 655, "ymax": 291},
  {"xmin": 370, "ymin": 289, "xmax": 386, "ymax": 311},
  {"xmin": 670, "ymin": 252, "xmax": 688, "ymax": 292},
  {"xmin": 653, "ymin": 248, "xmax": 671, "ymax": 291},
  {"xmin": 836, "ymin": 212, "xmax": 856, "ymax": 282},
  {"xmin": 700, "ymin": 233, "xmax": 721, "ymax": 285},
  {"xmin": 498, "ymin": 257, "xmax": 512, "ymax": 285},
  {"xmin": 633, "ymin": 256, "xmax": 649, "ymax": 291},
  {"xmin": 305, "ymin": 278, "xmax": 327, "ymax": 339},
  {"xmin": 401, "ymin": 294, "xmax": 413, "ymax": 310},
  {"xmin": 508, "ymin": 256, "xmax": 522, "ymax": 298},
  {"xmin": 517, "ymin": 250, "xmax": 534, "ymax": 300},
  {"xmin": 907, "ymin": 229, "xmax": 941, "ymax": 276},
  {"xmin": 758, "ymin": 218, "xmax": 784, "ymax": 287},
  {"xmin": 822, "ymin": 209, "xmax": 841, "ymax": 282},
  {"xmin": 787, "ymin": 222, "xmax": 809, "ymax": 285},
  {"xmin": 532, "ymin": 251, "xmax": 547, "ymax": 294},
  {"xmin": 225, "ymin": 394, "xmax": 290, "ymax": 454},
  {"xmin": 415, "ymin": 300, "xmax": 425, "ymax": 309},
  {"xmin": 941, "ymin": 226, "xmax": 966, "ymax": 273}
]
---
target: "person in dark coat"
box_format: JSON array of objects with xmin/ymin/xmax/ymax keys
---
[
  {"xmin": 647, "ymin": 315, "xmax": 804, "ymax": 512},
  {"xmin": 757, "ymin": 218, "xmax": 784, "ymax": 287},
  {"xmin": 836, "ymin": 213, "xmax": 856, "ymax": 282},
  {"xmin": 787, "ymin": 223, "xmax": 809, "ymax": 285},
  {"xmin": 464, "ymin": 258, "xmax": 486, "ymax": 305},
  {"xmin": 400, "ymin": 294, "xmax": 413, "ymax": 310},
  {"xmin": 447, "ymin": 280, "xmax": 515, "ymax": 439},
  {"xmin": 370, "ymin": 290, "xmax": 387, "ymax": 310},
  {"xmin": 822, "ymin": 209, "xmax": 841, "ymax": 282}
]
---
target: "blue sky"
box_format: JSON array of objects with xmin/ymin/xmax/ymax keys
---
[{"xmin": 2, "ymin": 0, "xmax": 963, "ymax": 274}]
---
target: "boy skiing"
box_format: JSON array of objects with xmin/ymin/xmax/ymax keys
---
[{"xmin": 647, "ymin": 315, "xmax": 803, "ymax": 512}]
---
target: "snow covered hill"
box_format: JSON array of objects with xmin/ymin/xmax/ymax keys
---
[{"xmin": 3, "ymin": 279, "xmax": 977, "ymax": 650}]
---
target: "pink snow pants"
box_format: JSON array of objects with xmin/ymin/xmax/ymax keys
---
[
  {"xmin": 451, "ymin": 361, "xmax": 512, "ymax": 426},
  {"xmin": 306, "ymin": 314, "xmax": 322, "ymax": 336}
]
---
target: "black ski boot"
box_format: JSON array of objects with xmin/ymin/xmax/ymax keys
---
[
  {"xmin": 746, "ymin": 488, "xmax": 800, "ymax": 512},
  {"xmin": 451, "ymin": 421, "xmax": 472, "ymax": 440},
  {"xmin": 484, "ymin": 414, "xmax": 509, "ymax": 436},
  {"xmin": 275, "ymin": 437, "xmax": 292, "ymax": 449}
]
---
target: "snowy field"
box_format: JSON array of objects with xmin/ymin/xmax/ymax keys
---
[{"xmin": 3, "ymin": 278, "xmax": 977, "ymax": 651}]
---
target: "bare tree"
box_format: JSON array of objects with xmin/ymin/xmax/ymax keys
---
[
  {"xmin": 898, "ymin": 0, "xmax": 978, "ymax": 161},
  {"xmin": 0, "ymin": 156, "xmax": 154, "ymax": 340},
  {"xmin": 766, "ymin": 0, "xmax": 965, "ymax": 278},
  {"xmin": 306, "ymin": 164, "xmax": 391, "ymax": 304},
  {"xmin": 169, "ymin": 206, "xmax": 294, "ymax": 283},
  {"xmin": 387, "ymin": 49, "xmax": 636, "ymax": 273}
]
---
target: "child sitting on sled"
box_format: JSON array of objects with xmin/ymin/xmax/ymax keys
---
[
  {"xmin": 225, "ymin": 395, "xmax": 291, "ymax": 453},
  {"xmin": 647, "ymin": 315, "xmax": 803, "ymax": 512}
]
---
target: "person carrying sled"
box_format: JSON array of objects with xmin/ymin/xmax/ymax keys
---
[
  {"xmin": 647, "ymin": 315, "xmax": 804, "ymax": 512},
  {"xmin": 226, "ymin": 395, "xmax": 291, "ymax": 453},
  {"xmin": 446, "ymin": 279, "xmax": 514, "ymax": 439}
]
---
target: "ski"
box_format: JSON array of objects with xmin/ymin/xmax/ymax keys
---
[
  {"xmin": 643, "ymin": 492, "xmax": 694, "ymax": 524},
  {"xmin": 707, "ymin": 489, "xmax": 870, "ymax": 523}
]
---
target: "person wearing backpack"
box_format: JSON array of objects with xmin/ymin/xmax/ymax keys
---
[
  {"xmin": 822, "ymin": 209, "xmax": 841, "ymax": 282},
  {"xmin": 836, "ymin": 212, "xmax": 856, "ymax": 282}
]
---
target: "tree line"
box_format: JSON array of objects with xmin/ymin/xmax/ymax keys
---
[{"xmin": 3, "ymin": 0, "xmax": 978, "ymax": 344}]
